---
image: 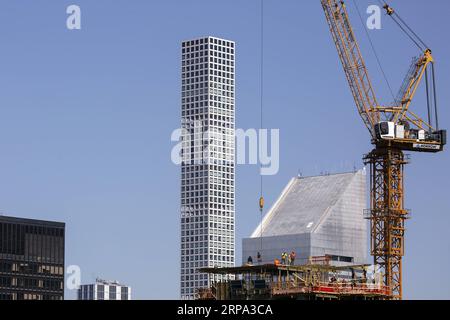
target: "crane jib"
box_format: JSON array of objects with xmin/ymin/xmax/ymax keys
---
[
  {"xmin": 321, "ymin": 0, "xmax": 444, "ymax": 149},
  {"xmin": 321, "ymin": 0, "xmax": 379, "ymax": 139}
]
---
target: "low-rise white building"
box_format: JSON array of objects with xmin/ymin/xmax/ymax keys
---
[{"xmin": 77, "ymin": 278, "xmax": 131, "ymax": 300}]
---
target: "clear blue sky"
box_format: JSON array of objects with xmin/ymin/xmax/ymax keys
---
[{"xmin": 0, "ymin": 0, "xmax": 448, "ymax": 299}]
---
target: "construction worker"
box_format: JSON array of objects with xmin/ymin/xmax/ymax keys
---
[
  {"xmin": 257, "ymin": 252, "xmax": 262, "ymax": 264},
  {"xmin": 289, "ymin": 251, "xmax": 296, "ymax": 266},
  {"xmin": 362, "ymin": 267, "xmax": 368, "ymax": 283},
  {"xmin": 350, "ymin": 268, "xmax": 356, "ymax": 288},
  {"xmin": 281, "ymin": 252, "xmax": 287, "ymax": 265}
]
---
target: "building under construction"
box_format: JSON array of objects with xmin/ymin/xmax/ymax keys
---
[
  {"xmin": 195, "ymin": 171, "xmax": 390, "ymax": 300},
  {"xmin": 198, "ymin": 257, "xmax": 389, "ymax": 300}
]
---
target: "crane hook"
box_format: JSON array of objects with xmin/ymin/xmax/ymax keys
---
[{"xmin": 259, "ymin": 196, "xmax": 264, "ymax": 211}]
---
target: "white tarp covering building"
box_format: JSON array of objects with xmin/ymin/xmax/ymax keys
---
[{"xmin": 242, "ymin": 170, "xmax": 368, "ymax": 266}]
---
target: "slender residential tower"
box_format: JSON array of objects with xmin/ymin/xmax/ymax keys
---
[{"xmin": 180, "ymin": 37, "xmax": 235, "ymax": 300}]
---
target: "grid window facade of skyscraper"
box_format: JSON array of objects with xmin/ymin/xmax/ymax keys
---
[{"xmin": 180, "ymin": 37, "xmax": 235, "ymax": 300}]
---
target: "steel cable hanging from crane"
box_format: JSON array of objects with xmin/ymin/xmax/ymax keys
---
[
  {"xmin": 259, "ymin": 0, "xmax": 265, "ymax": 255},
  {"xmin": 352, "ymin": 0, "xmax": 396, "ymax": 102},
  {"xmin": 377, "ymin": 0, "xmax": 429, "ymax": 50},
  {"xmin": 378, "ymin": 1, "xmax": 440, "ymax": 132}
]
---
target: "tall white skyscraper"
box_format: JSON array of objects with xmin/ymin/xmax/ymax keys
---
[{"xmin": 180, "ymin": 36, "xmax": 235, "ymax": 300}]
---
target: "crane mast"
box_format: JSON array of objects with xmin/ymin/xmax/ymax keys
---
[{"xmin": 321, "ymin": 0, "xmax": 445, "ymax": 300}]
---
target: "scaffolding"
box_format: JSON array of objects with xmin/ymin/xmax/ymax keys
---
[{"xmin": 197, "ymin": 259, "xmax": 390, "ymax": 300}]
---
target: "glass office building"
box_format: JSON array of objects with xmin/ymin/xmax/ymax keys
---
[{"xmin": 0, "ymin": 215, "xmax": 65, "ymax": 300}]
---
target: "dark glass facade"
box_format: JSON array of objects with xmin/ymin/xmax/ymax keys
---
[{"xmin": 0, "ymin": 216, "xmax": 65, "ymax": 300}]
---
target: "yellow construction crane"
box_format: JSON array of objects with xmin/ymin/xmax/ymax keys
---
[{"xmin": 320, "ymin": 0, "xmax": 446, "ymax": 300}]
